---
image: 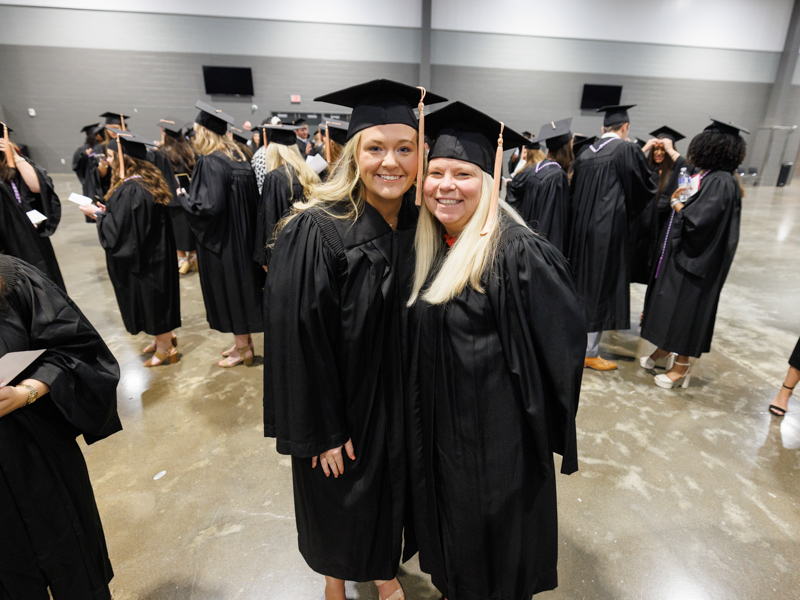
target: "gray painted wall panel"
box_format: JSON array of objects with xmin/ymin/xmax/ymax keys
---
[{"xmin": 0, "ymin": 44, "xmax": 418, "ymax": 172}]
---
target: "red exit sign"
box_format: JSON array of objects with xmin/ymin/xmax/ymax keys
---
[{"xmin": 290, "ymin": 95, "xmax": 301, "ymax": 103}]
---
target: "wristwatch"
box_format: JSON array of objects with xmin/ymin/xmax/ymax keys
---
[{"xmin": 17, "ymin": 383, "xmax": 38, "ymax": 405}]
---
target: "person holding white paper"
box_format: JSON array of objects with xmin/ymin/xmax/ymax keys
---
[
  {"xmin": 0, "ymin": 254, "xmax": 121, "ymax": 599},
  {"xmin": 0, "ymin": 122, "xmax": 66, "ymax": 290}
]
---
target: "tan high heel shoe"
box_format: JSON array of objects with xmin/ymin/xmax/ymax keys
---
[
  {"xmin": 144, "ymin": 346, "xmax": 179, "ymax": 367},
  {"xmin": 143, "ymin": 334, "xmax": 177, "ymax": 354},
  {"xmin": 218, "ymin": 346, "xmax": 254, "ymax": 368},
  {"xmin": 178, "ymin": 257, "xmax": 191, "ymax": 275},
  {"xmin": 375, "ymin": 580, "xmax": 405, "ymax": 600}
]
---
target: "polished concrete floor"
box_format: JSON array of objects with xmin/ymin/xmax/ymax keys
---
[{"xmin": 46, "ymin": 174, "xmax": 799, "ymax": 600}]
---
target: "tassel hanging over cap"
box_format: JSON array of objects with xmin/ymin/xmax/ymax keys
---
[
  {"xmin": 325, "ymin": 123, "xmax": 332, "ymax": 164},
  {"xmin": 415, "ymin": 86, "xmax": 427, "ymax": 206},
  {"xmin": 480, "ymin": 122, "xmax": 504, "ymax": 236},
  {"xmin": 118, "ymin": 134, "xmax": 126, "ymax": 179}
]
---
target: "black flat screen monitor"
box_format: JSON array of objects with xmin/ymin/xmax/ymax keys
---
[
  {"xmin": 580, "ymin": 84, "xmax": 622, "ymax": 110},
  {"xmin": 203, "ymin": 66, "xmax": 254, "ymax": 96}
]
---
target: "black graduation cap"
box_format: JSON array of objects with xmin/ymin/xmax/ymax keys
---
[
  {"xmin": 194, "ymin": 100, "xmax": 235, "ymax": 136},
  {"xmin": 634, "ymin": 137, "xmax": 647, "ymax": 149},
  {"xmin": 229, "ymin": 125, "xmax": 254, "ymax": 144},
  {"xmin": 521, "ymin": 133, "xmax": 540, "ymax": 150},
  {"xmin": 597, "ymin": 105, "xmax": 635, "ymax": 127},
  {"xmin": 0, "ymin": 122, "xmax": 13, "ymax": 137},
  {"xmin": 292, "ymin": 118, "xmax": 308, "ymax": 127},
  {"xmin": 106, "ymin": 128, "xmax": 152, "ymax": 161},
  {"xmin": 81, "ymin": 123, "xmax": 100, "ymax": 134},
  {"xmin": 314, "ymin": 79, "xmax": 447, "ymax": 141},
  {"xmin": 157, "ymin": 118, "xmax": 184, "ymax": 138},
  {"xmin": 260, "ymin": 124, "xmax": 302, "ymax": 146},
  {"xmin": 572, "ymin": 134, "xmax": 597, "ymax": 156},
  {"xmin": 99, "ymin": 112, "xmax": 130, "ymax": 126},
  {"xmin": 427, "ymin": 101, "xmax": 527, "ymax": 175},
  {"xmin": 323, "ymin": 120, "xmax": 349, "ymax": 146},
  {"xmin": 706, "ymin": 118, "xmax": 750, "ymax": 136},
  {"xmin": 537, "ymin": 118, "xmax": 573, "ymax": 151},
  {"xmin": 650, "ymin": 125, "xmax": 685, "ymax": 143}
]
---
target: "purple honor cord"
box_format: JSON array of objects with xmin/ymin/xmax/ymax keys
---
[
  {"xmin": 589, "ymin": 138, "xmax": 617, "ymax": 153},
  {"xmin": 535, "ymin": 160, "xmax": 560, "ymax": 174},
  {"xmin": 10, "ymin": 181, "xmax": 21, "ymax": 204}
]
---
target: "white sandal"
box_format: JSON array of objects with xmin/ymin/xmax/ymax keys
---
[{"xmin": 654, "ymin": 361, "xmax": 691, "ymax": 389}]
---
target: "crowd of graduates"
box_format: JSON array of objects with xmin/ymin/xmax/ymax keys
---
[{"xmin": 2, "ymin": 76, "xmax": 790, "ymax": 600}]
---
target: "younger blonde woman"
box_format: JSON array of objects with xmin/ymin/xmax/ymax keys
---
[
  {"xmin": 405, "ymin": 102, "xmax": 585, "ymax": 600},
  {"xmin": 263, "ymin": 80, "xmax": 445, "ymax": 600},
  {"xmin": 254, "ymin": 124, "xmax": 320, "ymax": 266},
  {"xmin": 180, "ymin": 101, "xmax": 264, "ymax": 367}
]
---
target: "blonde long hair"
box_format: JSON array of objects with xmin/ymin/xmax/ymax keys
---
[
  {"xmin": 409, "ymin": 170, "xmax": 527, "ymax": 306},
  {"xmin": 264, "ymin": 142, "xmax": 321, "ymax": 199},
  {"xmin": 193, "ymin": 124, "xmax": 247, "ymax": 162}
]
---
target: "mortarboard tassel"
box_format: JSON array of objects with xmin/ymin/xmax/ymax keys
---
[
  {"xmin": 120, "ymin": 114, "xmax": 126, "ymax": 131},
  {"xmin": 118, "ymin": 135, "xmax": 126, "ymax": 180},
  {"xmin": 325, "ymin": 123, "xmax": 332, "ymax": 164},
  {"xmin": 415, "ymin": 86, "xmax": 427, "ymax": 206},
  {"xmin": 480, "ymin": 122, "xmax": 504, "ymax": 236}
]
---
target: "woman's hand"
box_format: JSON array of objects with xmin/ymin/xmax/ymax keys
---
[
  {"xmin": 79, "ymin": 203, "xmax": 103, "ymax": 220},
  {"xmin": 312, "ymin": 438, "xmax": 356, "ymax": 478},
  {"xmin": 641, "ymin": 138, "xmax": 659, "ymax": 153},
  {"xmin": 0, "ymin": 386, "xmax": 29, "ymax": 418}
]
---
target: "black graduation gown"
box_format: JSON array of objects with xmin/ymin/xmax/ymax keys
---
[
  {"xmin": 263, "ymin": 195, "xmax": 417, "ymax": 581},
  {"xmin": 84, "ymin": 144, "xmax": 111, "ymax": 204},
  {"xmin": 0, "ymin": 173, "xmax": 66, "ymax": 291},
  {"xmin": 72, "ymin": 144, "xmax": 91, "ymax": 189},
  {"xmin": 0, "ymin": 255, "xmax": 121, "ymax": 600},
  {"xmin": 149, "ymin": 148, "xmax": 196, "ymax": 251},
  {"xmin": 505, "ymin": 160, "xmax": 571, "ymax": 255},
  {"xmin": 181, "ymin": 152, "xmax": 264, "ymax": 334},
  {"xmin": 95, "ymin": 180, "xmax": 180, "ymax": 336},
  {"xmin": 568, "ymin": 137, "xmax": 656, "ymax": 332},
  {"xmin": 254, "ymin": 165, "xmax": 306, "ymax": 265},
  {"xmin": 789, "ymin": 337, "xmax": 800, "ymax": 370},
  {"xmin": 406, "ymin": 221, "xmax": 585, "ymax": 600},
  {"xmin": 629, "ymin": 155, "xmax": 687, "ymax": 284},
  {"xmin": 640, "ymin": 171, "xmax": 741, "ymax": 357}
]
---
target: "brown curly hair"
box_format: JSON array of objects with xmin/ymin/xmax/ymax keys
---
[{"xmin": 105, "ymin": 154, "xmax": 172, "ymax": 205}]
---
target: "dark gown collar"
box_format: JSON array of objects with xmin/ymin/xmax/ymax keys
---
[{"xmin": 338, "ymin": 189, "xmax": 418, "ymax": 249}]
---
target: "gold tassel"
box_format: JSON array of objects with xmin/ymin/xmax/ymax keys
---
[
  {"xmin": 325, "ymin": 123, "xmax": 332, "ymax": 164},
  {"xmin": 415, "ymin": 86, "xmax": 427, "ymax": 206},
  {"xmin": 120, "ymin": 114, "xmax": 126, "ymax": 131},
  {"xmin": 480, "ymin": 121, "xmax": 504, "ymax": 236},
  {"xmin": 118, "ymin": 135, "xmax": 126, "ymax": 180}
]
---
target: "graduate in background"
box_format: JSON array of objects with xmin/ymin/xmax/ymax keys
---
[
  {"xmin": 253, "ymin": 123, "xmax": 320, "ymax": 268},
  {"xmin": 80, "ymin": 130, "xmax": 181, "ymax": 367},
  {"xmin": 181, "ymin": 101, "xmax": 264, "ymax": 368},
  {"xmin": 320, "ymin": 120, "xmax": 349, "ymax": 180},
  {"xmin": 506, "ymin": 118, "xmax": 573, "ymax": 255},
  {"xmin": 569, "ymin": 105, "xmax": 656, "ymax": 371},
  {"xmin": 264, "ymin": 79, "xmax": 446, "ymax": 600},
  {"xmin": 639, "ymin": 119, "xmax": 746, "ymax": 389},
  {"xmin": 230, "ymin": 125, "xmax": 255, "ymax": 161},
  {"xmin": 631, "ymin": 126, "xmax": 687, "ymax": 284},
  {"xmin": 0, "ymin": 253, "xmax": 121, "ymax": 599},
  {"xmin": 72, "ymin": 122, "xmax": 100, "ymax": 196},
  {"xmin": 151, "ymin": 118, "xmax": 198, "ymax": 275},
  {"xmin": 405, "ymin": 101, "xmax": 584, "ymax": 600},
  {"xmin": 508, "ymin": 134, "xmax": 544, "ymax": 177},
  {"xmin": 0, "ymin": 122, "xmax": 66, "ymax": 290}
]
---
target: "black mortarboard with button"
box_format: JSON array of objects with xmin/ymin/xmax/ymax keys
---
[
  {"xmin": 229, "ymin": 125, "xmax": 254, "ymax": 144},
  {"xmin": 650, "ymin": 125, "xmax": 685, "ymax": 143},
  {"xmin": 323, "ymin": 120, "xmax": 350, "ymax": 147},
  {"xmin": 99, "ymin": 112, "xmax": 130, "ymax": 126},
  {"xmin": 705, "ymin": 118, "xmax": 750, "ymax": 136},
  {"xmin": 572, "ymin": 134, "xmax": 597, "ymax": 156},
  {"xmin": 427, "ymin": 101, "xmax": 527, "ymax": 174},
  {"xmin": 597, "ymin": 104, "xmax": 635, "ymax": 127},
  {"xmin": 537, "ymin": 118, "xmax": 573, "ymax": 151},
  {"xmin": 522, "ymin": 134, "xmax": 540, "ymax": 150},
  {"xmin": 314, "ymin": 78, "xmax": 447, "ymax": 141},
  {"xmin": 260, "ymin": 123, "xmax": 302, "ymax": 146},
  {"xmin": 158, "ymin": 118, "xmax": 184, "ymax": 138},
  {"xmin": 81, "ymin": 123, "xmax": 100, "ymax": 134},
  {"xmin": 105, "ymin": 128, "xmax": 152, "ymax": 161},
  {"xmin": 426, "ymin": 101, "xmax": 527, "ymax": 235},
  {"xmin": 194, "ymin": 100, "xmax": 235, "ymax": 136}
]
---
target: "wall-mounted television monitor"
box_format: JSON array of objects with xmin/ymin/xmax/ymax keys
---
[
  {"xmin": 202, "ymin": 66, "xmax": 254, "ymax": 96},
  {"xmin": 580, "ymin": 84, "xmax": 622, "ymax": 110}
]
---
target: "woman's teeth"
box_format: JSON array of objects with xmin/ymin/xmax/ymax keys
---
[
  {"xmin": 437, "ymin": 199, "xmax": 462, "ymax": 206},
  {"xmin": 378, "ymin": 175, "xmax": 402, "ymax": 181}
]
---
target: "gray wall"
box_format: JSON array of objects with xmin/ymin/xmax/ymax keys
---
[{"xmin": 1, "ymin": 3, "xmax": 799, "ymax": 179}]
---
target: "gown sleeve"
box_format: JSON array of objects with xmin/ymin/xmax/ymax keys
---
[
  {"xmin": 618, "ymin": 142, "xmax": 657, "ymax": 219},
  {"xmin": 490, "ymin": 228, "xmax": 586, "ymax": 475},
  {"xmin": 4, "ymin": 257, "xmax": 121, "ymax": 443},
  {"xmin": 263, "ymin": 211, "xmax": 348, "ymax": 457},
  {"xmin": 95, "ymin": 182, "xmax": 149, "ymax": 273},
  {"xmin": 672, "ymin": 173, "xmax": 739, "ymax": 278},
  {"xmin": 533, "ymin": 170, "xmax": 570, "ymax": 254},
  {"xmin": 18, "ymin": 163, "xmax": 62, "ymax": 237},
  {"xmin": 180, "ymin": 154, "xmax": 229, "ymax": 253},
  {"xmin": 255, "ymin": 168, "xmax": 294, "ymax": 266}
]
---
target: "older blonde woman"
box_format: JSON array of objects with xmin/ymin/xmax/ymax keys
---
[
  {"xmin": 263, "ymin": 79, "xmax": 445, "ymax": 600},
  {"xmin": 405, "ymin": 102, "xmax": 585, "ymax": 600}
]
